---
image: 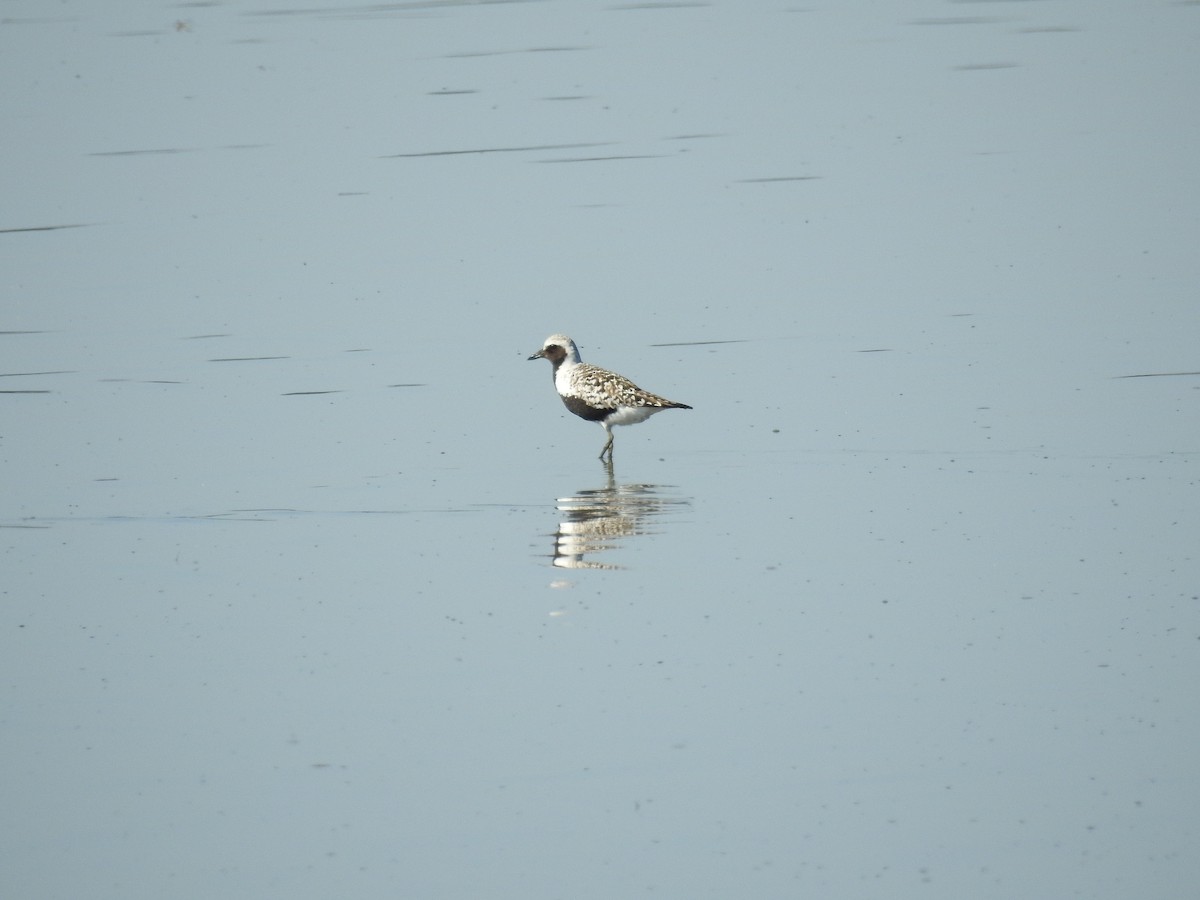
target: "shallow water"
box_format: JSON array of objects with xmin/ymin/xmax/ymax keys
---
[{"xmin": 3, "ymin": 1, "xmax": 1198, "ymax": 898}]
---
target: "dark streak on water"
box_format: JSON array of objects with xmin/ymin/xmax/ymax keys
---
[
  {"xmin": 383, "ymin": 142, "xmax": 614, "ymax": 158},
  {"xmin": 0, "ymin": 371, "xmax": 75, "ymax": 377},
  {"xmin": 1115, "ymin": 371, "xmax": 1200, "ymax": 379},
  {"xmin": 90, "ymin": 145, "xmax": 266, "ymax": 156},
  {"xmin": 208, "ymin": 356, "xmax": 291, "ymax": 362},
  {"xmin": 89, "ymin": 148, "xmax": 197, "ymax": 156},
  {"xmin": 538, "ymin": 155, "xmax": 666, "ymax": 163},
  {"xmin": 1, "ymin": 223, "xmax": 92, "ymax": 234},
  {"xmin": 650, "ymin": 340, "xmax": 747, "ymax": 347},
  {"xmin": 443, "ymin": 46, "xmax": 590, "ymax": 58}
]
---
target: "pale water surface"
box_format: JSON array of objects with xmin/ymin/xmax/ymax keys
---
[{"xmin": 2, "ymin": 1, "xmax": 1198, "ymax": 898}]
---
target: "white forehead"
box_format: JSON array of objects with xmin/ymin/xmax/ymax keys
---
[{"xmin": 543, "ymin": 334, "xmax": 581, "ymax": 361}]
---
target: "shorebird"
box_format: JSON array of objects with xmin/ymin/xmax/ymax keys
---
[{"xmin": 528, "ymin": 334, "xmax": 692, "ymax": 461}]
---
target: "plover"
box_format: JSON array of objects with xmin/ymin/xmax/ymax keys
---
[{"xmin": 528, "ymin": 334, "xmax": 692, "ymax": 460}]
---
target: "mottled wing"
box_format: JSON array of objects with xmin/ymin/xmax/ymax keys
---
[{"xmin": 567, "ymin": 363, "xmax": 675, "ymax": 409}]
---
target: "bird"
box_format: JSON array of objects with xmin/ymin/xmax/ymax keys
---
[{"xmin": 528, "ymin": 334, "xmax": 692, "ymax": 461}]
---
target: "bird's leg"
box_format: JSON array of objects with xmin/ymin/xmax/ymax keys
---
[{"xmin": 599, "ymin": 428, "xmax": 614, "ymax": 461}]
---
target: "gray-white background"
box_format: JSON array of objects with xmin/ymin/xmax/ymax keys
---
[{"xmin": 3, "ymin": 1, "xmax": 1197, "ymax": 898}]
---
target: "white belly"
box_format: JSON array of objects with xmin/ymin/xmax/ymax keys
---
[{"xmin": 604, "ymin": 405, "xmax": 664, "ymax": 428}]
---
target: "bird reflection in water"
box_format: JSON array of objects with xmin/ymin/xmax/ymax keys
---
[{"xmin": 550, "ymin": 461, "xmax": 691, "ymax": 569}]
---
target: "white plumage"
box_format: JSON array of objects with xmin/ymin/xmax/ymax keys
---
[{"xmin": 529, "ymin": 334, "xmax": 692, "ymax": 460}]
